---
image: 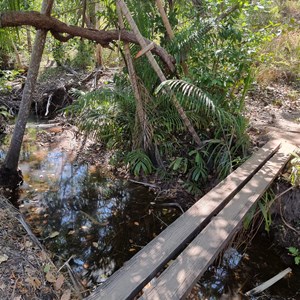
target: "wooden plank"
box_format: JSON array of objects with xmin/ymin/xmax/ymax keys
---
[
  {"xmin": 85, "ymin": 141, "xmax": 280, "ymax": 300},
  {"xmin": 141, "ymin": 142, "xmax": 294, "ymax": 300}
]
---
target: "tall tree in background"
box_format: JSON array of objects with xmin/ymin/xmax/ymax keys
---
[{"xmin": 0, "ymin": 0, "xmax": 54, "ymax": 186}]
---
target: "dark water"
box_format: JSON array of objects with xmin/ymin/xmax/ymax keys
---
[
  {"xmin": 0, "ymin": 127, "xmax": 179, "ymax": 286},
  {"xmin": 1, "ymin": 126, "xmax": 300, "ymax": 298},
  {"xmin": 198, "ymin": 235, "xmax": 300, "ymax": 299}
]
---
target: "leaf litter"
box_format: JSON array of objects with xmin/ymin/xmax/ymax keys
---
[{"xmin": 0, "ymin": 195, "xmax": 79, "ymax": 300}]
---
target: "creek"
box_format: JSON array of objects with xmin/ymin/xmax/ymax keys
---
[{"xmin": 0, "ymin": 124, "xmax": 299, "ymax": 299}]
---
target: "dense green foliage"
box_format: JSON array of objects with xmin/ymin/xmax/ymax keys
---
[{"xmin": 66, "ymin": 0, "xmax": 264, "ymax": 193}]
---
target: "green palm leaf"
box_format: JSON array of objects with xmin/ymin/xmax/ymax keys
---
[{"xmin": 156, "ymin": 79, "xmax": 234, "ymax": 127}]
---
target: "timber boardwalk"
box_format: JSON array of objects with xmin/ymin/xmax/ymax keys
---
[{"xmin": 86, "ymin": 140, "xmax": 295, "ymax": 300}]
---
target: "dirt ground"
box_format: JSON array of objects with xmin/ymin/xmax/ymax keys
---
[
  {"xmin": 245, "ymin": 81, "xmax": 300, "ymax": 249},
  {"xmin": 245, "ymin": 82, "xmax": 300, "ymax": 145}
]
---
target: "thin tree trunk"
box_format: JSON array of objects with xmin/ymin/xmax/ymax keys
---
[
  {"xmin": 155, "ymin": 0, "xmax": 189, "ymax": 75},
  {"xmin": 95, "ymin": 2, "xmax": 103, "ymax": 68},
  {"xmin": 116, "ymin": 2, "xmax": 152, "ymax": 151},
  {"xmin": 11, "ymin": 41, "xmax": 22, "ymax": 69},
  {"xmin": 26, "ymin": 27, "xmax": 32, "ymax": 53},
  {"xmin": 117, "ymin": 0, "xmax": 202, "ymax": 147},
  {"xmin": 81, "ymin": 0, "xmax": 87, "ymax": 28},
  {"xmin": 2, "ymin": 0, "xmax": 54, "ymax": 176},
  {"xmin": 155, "ymin": 0, "xmax": 174, "ymax": 39}
]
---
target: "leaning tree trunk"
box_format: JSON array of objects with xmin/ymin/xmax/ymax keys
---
[
  {"xmin": 0, "ymin": 0, "xmax": 54, "ymax": 187},
  {"xmin": 116, "ymin": 2, "xmax": 153, "ymax": 153},
  {"xmin": 155, "ymin": 0, "xmax": 174, "ymax": 39},
  {"xmin": 117, "ymin": 0, "xmax": 202, "ymax": 147},
  {"xmin": 11, "ymin": 41, "xmax": 22, "ymax": 69},
  {"xmin": 155, "ymin": 0, "xmax": 189, "ymax": 75}
]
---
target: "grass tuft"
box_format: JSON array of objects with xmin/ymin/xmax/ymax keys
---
[{"xmin": 256, "ymin": 31, "xmax": 300, "ymax": 85}]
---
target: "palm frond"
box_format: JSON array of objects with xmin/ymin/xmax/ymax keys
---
[
  {"xmin": 64, "ymin": 83, "xmax": 136, "ymax": 148},
  {"xmin": 156, "ymin": 79, "xmax": 235, "ymax": 127},
  {"xmin": 168, "ymin": 19, "xmax": 215, "ymax": 63}
]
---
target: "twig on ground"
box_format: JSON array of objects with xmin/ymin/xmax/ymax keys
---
[
  {"xmin": 129, "ymin": 179, "xmax": 158, "ymax": 188},
  {"xmin": 10, "ymin": 277, "xmax": 20, "ymax": 300},
  {"xmin": 279, "ymin": 199, "xmax": 300, "ymax": 234},
  {"xmin": 65, "ymin": 261, "xmax": 85, "ymax": 299},
  {"xmin": 245, "ymin": 267, "xmax": 292, "ymax": 296},
  {"xmin": 58, "ymin": 255, "xmax": 76, "ymax": 273}
]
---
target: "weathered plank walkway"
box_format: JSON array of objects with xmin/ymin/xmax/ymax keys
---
[{"xmin": 86, "ymin": 140, "xmax": 295, "ymax": 300}]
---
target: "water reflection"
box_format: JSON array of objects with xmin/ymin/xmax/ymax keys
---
[{"xmin": 0, "ymin": 127, "xmax": 179, "ymax": 286}]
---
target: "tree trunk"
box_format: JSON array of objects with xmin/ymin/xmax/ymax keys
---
[
  {"xmin": 81, "ymin": 0, "xmax": 87, "ymax": 28},
  {"xmin": 0, "ymin": 0, "xmax": 54, "ymax": 187},
  {"xmin": 117, "ymin": 0, "xmax": 202, "ymax": 147},
  {"xmin": 26, "ymin": 27, "xmax": 32, "ymax": 53},
  {"xmin": 116, "ymin": 2, "xmax": 152, "ymax": 153},
  {"xmin": 155, "ymin": 0, "xmax": 174, "ymax": 39},
  {"xmin": 11, "ymin": 41, "xmax": 22, "ymax": 69},
  {"xmin": 155, "ymin": 0, "xmax": 189, "ymax": 75},
  {"xmin": 94, "ymin": 2, "xmax": 103, "ymax": 68}
]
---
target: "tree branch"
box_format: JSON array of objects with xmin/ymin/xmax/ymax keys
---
[
  {"xmin": 50, "ymin": 30, "xmax": 73, "ymax": 42},
  {"xmin": 0, "ymin": 11, "xmax": 176, "ymax": 73}
]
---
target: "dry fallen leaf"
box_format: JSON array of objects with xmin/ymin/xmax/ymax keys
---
[
  {"xmin": 83, "ymin": 262, "xmax": 89, "ymax": 269},
  {"xmin": 38, "ymin": 251, "xmax": 48, "ymax": 261},
  {"xmin": 55, "ymin": 274, "xmax": 65, "ymax": 290},
  {"xmin": 25, "ymin": 240, "xmax": 33, "ymax": 248},
  {"xmin": 49, "ymin": 231, "xmax": 59, "ymax": 238},
  {"xmin": 60, "ymin": 289, "xmax": 71, "ymax": 300},
  {"xmin": 46, "ymin": 271, "xmax": 56, "ymax": 283},
  {"xmin": 25, "ymin": 277, "xmax": 42, "ymax": 289},
  {"xmin": 0, "ymin": 254, "xmax": 8, "ymax": 264}
]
